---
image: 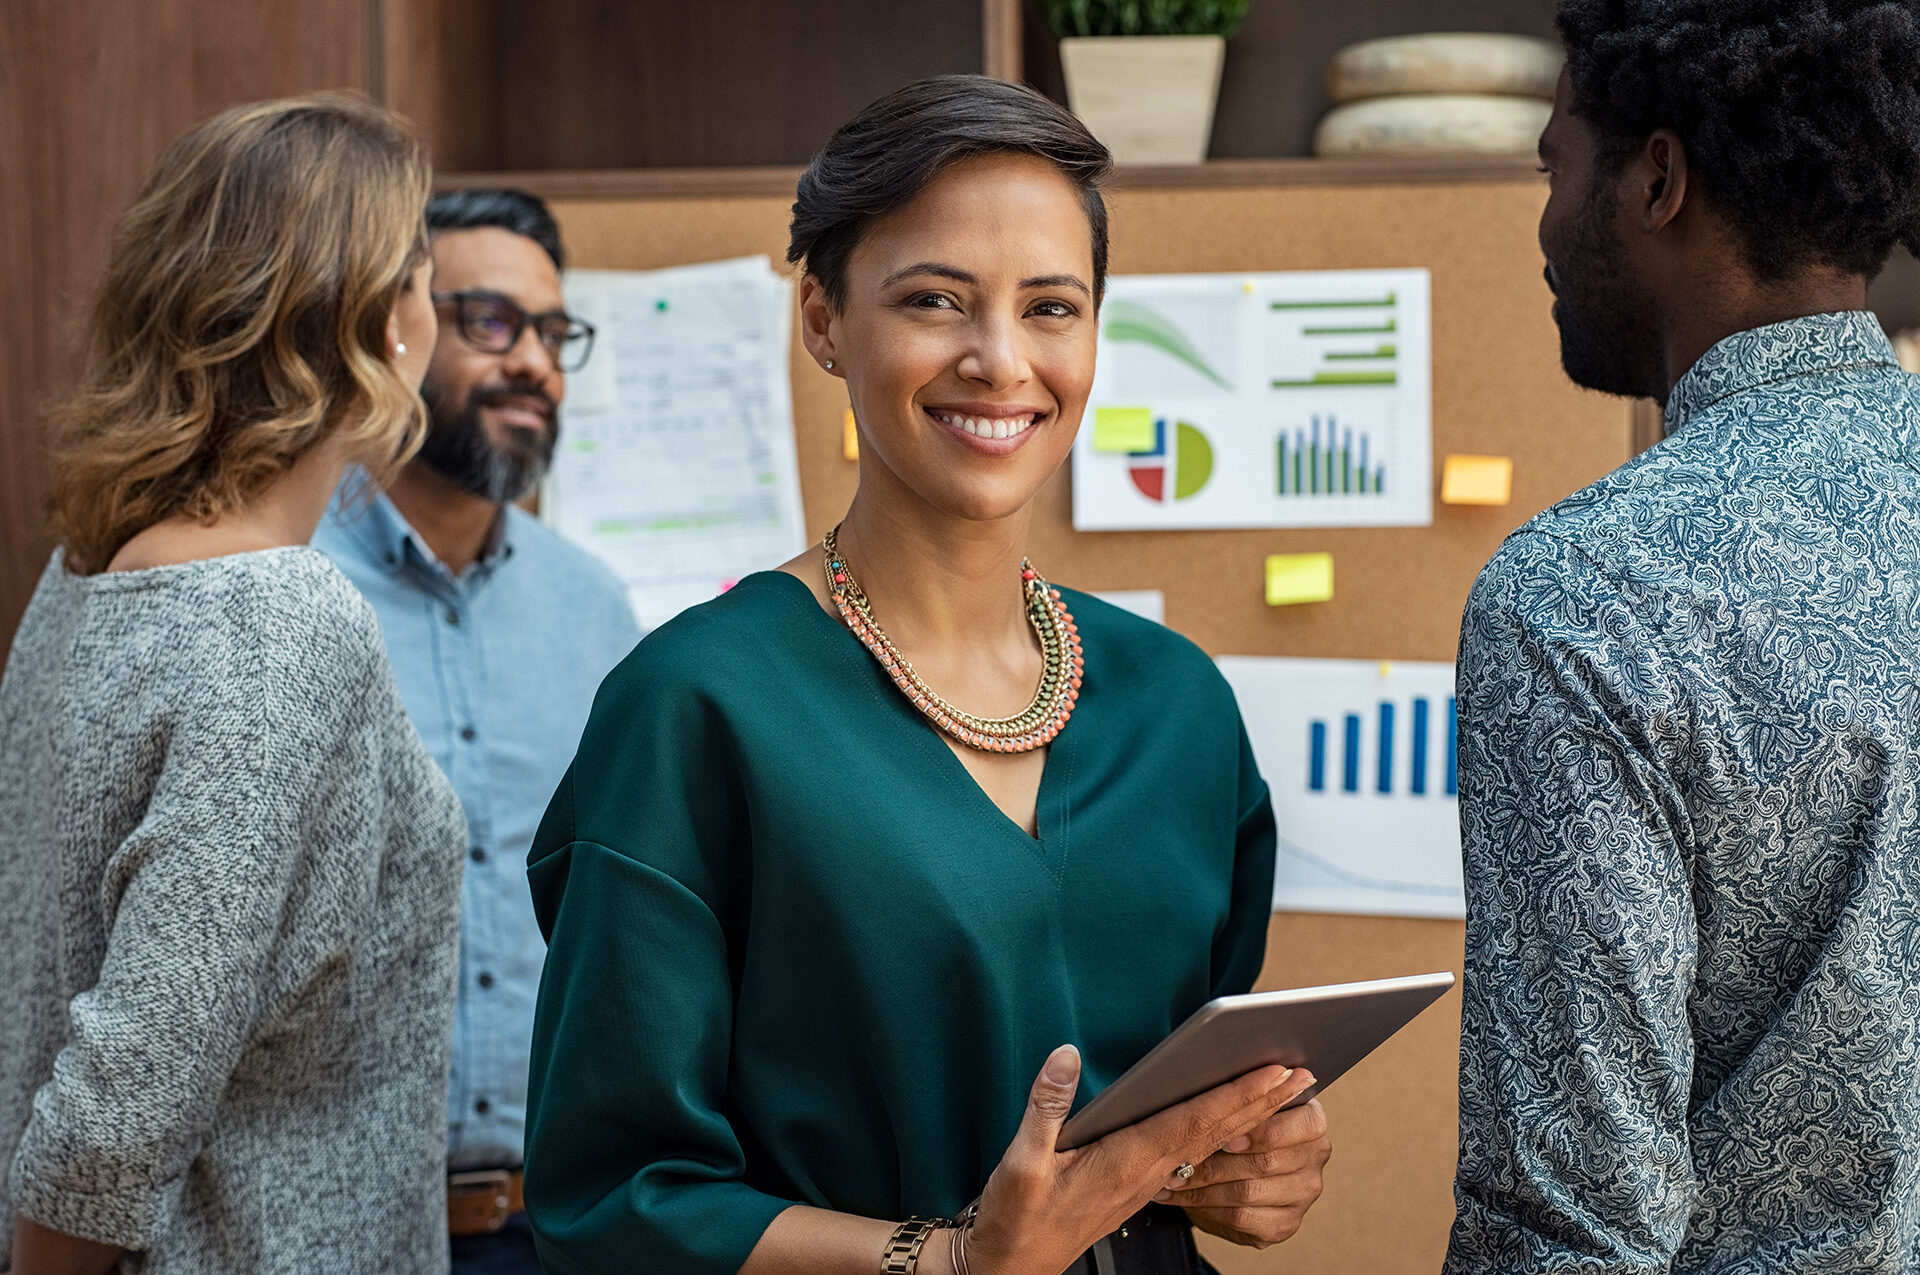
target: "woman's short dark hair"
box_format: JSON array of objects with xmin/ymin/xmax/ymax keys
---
[{"xmin": 788, "ymin": 75, "xmax": 1113, "ymax": 306}]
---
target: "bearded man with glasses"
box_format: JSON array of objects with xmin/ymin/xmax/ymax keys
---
[{"xmin": 313, "ymin": 187, "xmax": 640, "ymax": 1275}]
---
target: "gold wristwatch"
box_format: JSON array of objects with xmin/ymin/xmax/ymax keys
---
[{"xmin": 881, "ymin": 1216, "xmax": 942, "ymax": 1274}]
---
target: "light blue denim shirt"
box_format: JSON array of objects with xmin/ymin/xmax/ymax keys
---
[
  {"xmin": 313, "ymin": 472, "xmax": 640, "ymax": 1171},
  {"xmin": 1448, "ymin": 313, "xmax": 1920, "ymax": 1272}
]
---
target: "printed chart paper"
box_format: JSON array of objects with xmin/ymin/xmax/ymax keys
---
[
  {"xmin": 1216, "ymin": 656, "xmax": 1464, "ymax": 919},
  {"xmin": 1074, "ymin": 269, "xmax": 1432, "ymax": 531},
  {"xmin": 546, "ymin": 258, "xmax": 806, "ymax": 630}
]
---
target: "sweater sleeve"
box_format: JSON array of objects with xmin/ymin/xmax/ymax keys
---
[
  {"xmin": 522, "ymin": 645, "xmax": 792, "ymax": 1275},
  {"xmin": 9, "ymin": 593, "xmax": 382, "ymax": 1249},
  {"xmin": 1211, "ymin": 720, "xmax": 1277, "ymax": 1000}
]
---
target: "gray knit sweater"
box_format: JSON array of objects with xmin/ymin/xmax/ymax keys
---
[{"xmin": 0, "ymin": 548, "xmax": 467, "ymax": 1272}]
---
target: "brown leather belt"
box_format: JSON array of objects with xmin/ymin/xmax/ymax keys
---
[{"xmin": 448, "ymin": 1169, "xmax": 525, "ymax": 1236}]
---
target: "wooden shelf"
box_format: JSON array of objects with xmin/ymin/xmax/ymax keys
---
[
  {"xmin": 438, "ymin": 154, "xmax": 1545, "ymax": 202},
  {"xmin": 1105, "ymin": 155, "xmax": 1543, "ymax": 188}
]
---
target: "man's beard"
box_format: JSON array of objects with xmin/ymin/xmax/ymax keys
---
[
  {"xmin": 1545, "ymin": 185, "xmax": 1666, "ymax": 401},
  {"xmin": 415, "ymin": 380, "xmax": 558, "ymax": 504}
]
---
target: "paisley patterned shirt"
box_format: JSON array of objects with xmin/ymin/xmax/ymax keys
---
[{"xmin": 1447, "ymin": 312, "xmax": 1920, "ymax": 1274}]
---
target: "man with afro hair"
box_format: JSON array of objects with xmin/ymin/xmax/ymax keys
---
[{"xmin": 1449, "ymin": 2, "xmax": 1920, "ymax": 1271}]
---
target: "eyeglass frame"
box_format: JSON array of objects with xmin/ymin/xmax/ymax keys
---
[{"xmin": 431, "ymin": 289, "xmax": 597, "ymax": 373}]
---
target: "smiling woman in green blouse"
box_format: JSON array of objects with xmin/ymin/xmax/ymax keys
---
[{"xmin": 522, "ymin": 75, "xmax": 1332, "ymax": 1275}]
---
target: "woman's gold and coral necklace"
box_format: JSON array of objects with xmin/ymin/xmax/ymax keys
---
[{"xmin": 822, "ymin": 524, "xmax": 1083, "ymax": 754}]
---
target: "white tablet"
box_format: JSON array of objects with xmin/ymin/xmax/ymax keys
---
[{"xmin": 1056, "ymin": 971, "xmax": 1456, "ymax": 1151}]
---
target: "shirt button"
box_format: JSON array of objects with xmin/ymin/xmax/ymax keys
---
[
  {"xmin": 460, "ymin": 727, "xmax": 477, "ymax": 742},
  {"xmin": 469, "ymin": 847, "xmax": 486, "ymax": 864},
  {"xmin": 478, "ymin": 972, "xmax": 495, "ymax": 989},
  {"xmin": 475, "ymin": 1099, "xmax": 491, "ymax": 1115},
  {"xmin": 446, "ymin": 608, "xmax": 461, "ymax": 626}
]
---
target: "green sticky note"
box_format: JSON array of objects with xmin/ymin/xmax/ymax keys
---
[
  {"xmin": 1265, "ymin": 553, "xmax": 1335, "ymax": 606},
  {"xmin": 1092, "ymin": 406, "xmax": 1156, "ymax": 453}
]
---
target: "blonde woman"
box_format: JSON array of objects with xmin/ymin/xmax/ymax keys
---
[{"xmin": 0, "ymin": 95, "xmax": 465, "ymax": 1273}]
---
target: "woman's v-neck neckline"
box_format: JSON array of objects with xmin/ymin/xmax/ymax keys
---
[{"xmin": 759, "ymin": 569, "xmax": 1068, "ymax": 851}]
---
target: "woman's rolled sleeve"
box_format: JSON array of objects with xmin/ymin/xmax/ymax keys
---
[
  {"xmin": 524, "ymin": 639, "xmax": 794, "ymax": 1275},
  {"xmin": 524, "ymin": 835, "xmax": 791, "ymax": 1275}
]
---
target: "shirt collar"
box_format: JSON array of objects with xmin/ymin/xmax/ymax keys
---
[
  {"xmin": 330, "ymin": 467, "xmax": 515, "ymax": 581},
  {"xmin": 1664, "ymin": 311, "xmax": 1900, "ymax": 437}
]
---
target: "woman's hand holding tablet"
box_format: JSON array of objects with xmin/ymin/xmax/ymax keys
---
[
  {"xmin": 1156, "ymin": 1095, "xmax": 1333, "ymax": 1248},
  {"xmin": 968, "ymin": 971, "xmax": 1453, "ymax": 1262},
  {"xmin": 960, "ymin": 1046, "xmax": 1320, "ymax": 1273}
]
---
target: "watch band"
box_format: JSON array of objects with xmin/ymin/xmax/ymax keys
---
[{"xmin": 881, "ymin": 1216, "xmax": 942, "ymax": 1274}]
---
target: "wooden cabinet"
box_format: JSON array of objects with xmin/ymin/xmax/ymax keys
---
[
  {"xmin": 391, "ymin": 0, "xmax": 1559, "ymax": 174},
  {"xmin": 388, "ymin": 0, "xmax": 1025, "ymax": 172}
]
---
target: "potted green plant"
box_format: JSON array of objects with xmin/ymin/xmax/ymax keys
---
[{"xmin": 1038, "ymin": 0, "xmax": 1251, "ymax": 165}]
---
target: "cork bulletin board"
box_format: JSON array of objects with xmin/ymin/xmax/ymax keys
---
[{"xmin": 546, "ymin": 177, "xmax": 1632, "ymax": 1274}]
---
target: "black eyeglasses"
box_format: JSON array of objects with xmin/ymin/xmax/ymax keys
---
[{"xmin": 433, "ymin": 289, "xmax": 597, "ymax": 373}]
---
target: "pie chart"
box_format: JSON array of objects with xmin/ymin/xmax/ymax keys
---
[{"xmin": 1128, "ymin": 419, "xmax": 1214, "ymax": 502}]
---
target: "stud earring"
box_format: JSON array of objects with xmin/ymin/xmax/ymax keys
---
[
  {"xmin": 824, "ymin": 359, "xmax": 835, "ymax": 370},
  {"xmin": 395, "ymin": 342, "xmax": 407, "ymax": 357}
]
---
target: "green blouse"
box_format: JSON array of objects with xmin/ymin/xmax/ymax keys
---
[{"xmin": 523, "ymin": 571, "xmax": 1276, "ymax": 1274}]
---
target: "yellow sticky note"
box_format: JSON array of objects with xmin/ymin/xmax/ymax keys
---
[
  {"xmin": 843, "ymin": 408, "xmax": 859, "ymax": 461},
  {"xmin": 1265, "ymin": 553, "xmax": 1334, "ymax": 606},
  {"xmin": 1092, "ymin": 406, "xmax": 1156, "ymax": 453},
  {"xmin": 1440, "ymin": 454, "xmax": 1513, "ymax": 506}
]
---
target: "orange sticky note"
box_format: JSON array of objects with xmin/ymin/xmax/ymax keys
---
[
  {"xmin": 1265, "ymin": 553, "xmax": 1334, "ymax": 606},
  {"xmin": 843, "ymin": 408, "xmax": 859, "ymax": 461},
  {"xmin": 1440, "ymin": 454, "xmax": 1513, "ymax": 506},
  {"xmin": 1092, "ymin": 406, "xmax": 1156, "ymax": 453}
]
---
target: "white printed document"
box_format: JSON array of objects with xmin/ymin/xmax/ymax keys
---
[
  {"xmin": 1217, "ymin": 655, "xmax": 1464, "ymax": 919},
  {"xmin": 546, "ymin": 257, "xmax": 806, "ymax": 630},
  {"xmin": 1074, "ymin": 269, "xmax": 1432, "ymax": 531}
]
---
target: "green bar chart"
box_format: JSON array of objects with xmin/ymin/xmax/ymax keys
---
[
  {"xmin": 1272, "ymin": 291, "xmax": 1402, "ymax": 388},
  {"xmin": 1277, "ymin": 415, "xmax": 1386, "ymax": 496}
]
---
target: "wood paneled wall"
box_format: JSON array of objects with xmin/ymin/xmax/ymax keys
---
[{"xmin": 0, "ymin": 0, "xmax": 383, "ymax": 654}]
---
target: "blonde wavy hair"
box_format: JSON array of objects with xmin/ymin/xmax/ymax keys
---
[{"xmin": 49, "ymin": 92, "xmax": 432, "ymax": 574}]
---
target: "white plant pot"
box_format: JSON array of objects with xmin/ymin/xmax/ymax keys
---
[{"xmin": 1059, "ymin": 34, "xmax": 1225, "ymax": 166}]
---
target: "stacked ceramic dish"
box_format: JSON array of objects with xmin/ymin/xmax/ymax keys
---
[{"xmin": 1313, "ymin": 33, "xmax": 1562, "ymax": 157}]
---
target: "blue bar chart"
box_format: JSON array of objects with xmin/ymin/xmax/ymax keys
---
[
  {"xmin": 1217, "ymin": 655, "xmax": 1464, "ymax": 919},
  {"xmin": 1307, "ymin": 694, "xmax": 1458, "ymax": 798}
]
